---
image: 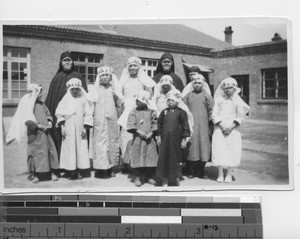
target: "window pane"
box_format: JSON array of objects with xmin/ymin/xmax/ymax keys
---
[
  {"xmin": 88, "ymin": 75, "xmax": 94, "ymax": 84},
  {"xmin": 12, "ymin": 81, "xmax": 20, "ymax": 89},
  {"xmin": 12, "ymin": 62, "xmax": 19, "ymax": 71},
  {"xmin": 147, "ymin": 70, "xmax": 151, "ymax": 76},
  {"xmin": 153, "ymin": 61, "xmax": 157, "ymax": 67},
  {"xmin": 265, "ymin": 89, "xmax": 275, "ymax": 98},
  {"xmin": 79, "ymin": 55, "xmax": 85, "ymax": 62},
  {"xmin": 3, "ymin": 61, "xmax": 7, "ymax": 70},
  {"xmin": 12, "ymin": 90, "xmax": 20, "ymax": 99},
  {"xmin": 278, "ymin": 79, "xmax": 287, "ymax": 88},
  {"xmin": 19, "ymin": 49, "xmax": 28, "ymax": 58},
  {"xmin": 11, "ymin": 72, "xmax": 19, "ymax": 80},
  {"xmin": 277, "ymin": 68, "xmax": 287, "ymax": 78},
  {"xmin": 88, "ymin": 56, "xmax": 94, "ymax": 63},
  {"xmin": 142, "ymin": 60, "xmax": 146, "ymax": 66},
  {"xmin": 20, "ymin": 81, "xmax": 27, "ymax": 89},
  {"xmin": 3, "ymin": 48, "xmax": 8, "ymax": 57},
  {"xmin": 278, "ymin": 89, "xmax": 287, "ymax": 98},
  {"xmin": 88, "ymin": 67, "xmax": 94, "ymax": 74},
  {"xmin": 94, "ymin": 55, "xmax": 101, "ymax": 63},
  {"xmin": 2, "ymin": 90, "xmax": 8, "ymax": 99},
  {"xmin": 20, "ymin": 62, "xmax": 27, "ymax": 71},
  {"xmin": 3, "ymin": 80, "xmax": 8, "ymax": 90},
  {"xmin": 11, "ymin": 49, "xmax": 20, "ymax": 57},
  {"xmin": 3, "ymin": 71, "xmax": 8, "ymax": 80},
  {"xmin": 78, "ymin": 66, "xmax": 85, "ymax": 74},
  {"xmin": 265, "ymin": 70, "xmax": 275, "ymax": 79},
  {"xmin": 265, "ymin": 80, "xmax": 275, "ymax": 88}
]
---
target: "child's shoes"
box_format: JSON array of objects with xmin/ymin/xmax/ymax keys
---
[
  {"xmin": 147, "ymin": 178, "xmax": 156, "ymax": 185},
  {"xmin": 27, "ymin": 173, "xmax": 35, "ymax": 181},
  {"xmin": 225, "ymin": 175, "xmax": 232, "ymax": 183},
  {"xmin": 51, "ymin": 173, "xmax": 59, "ymax": 181},
  {"xmin": 217, "ymin": 176, "xmax": 224, "ymax": 183},
  {"xmin": 77, "ymin": 172, "xmax": 83, "ymax": 180},
  {"xmin": 135, "ymin": 177, "xmax": 142, "ymax": 187},
  {"xmin": 32, "ymin": 177, "xmax": 39, "ymax": 183}
]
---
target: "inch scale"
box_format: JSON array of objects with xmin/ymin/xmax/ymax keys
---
[{"xmin": 0, "ymin": 195, "xmax": 263, "ymax": 239}]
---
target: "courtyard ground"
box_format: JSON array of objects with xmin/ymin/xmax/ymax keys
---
[{"xmin": 1, "ymin": 117, "xmax": 289, "ymax": 192}]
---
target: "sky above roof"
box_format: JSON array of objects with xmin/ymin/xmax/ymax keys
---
[{"xmin": 56, "ymin": 17, "xmax": 288, "ymax": 48}]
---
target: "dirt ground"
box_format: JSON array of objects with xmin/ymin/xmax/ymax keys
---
[{"xmin": 1, "ymin": 118, "xmax": 289, "ymax": 192}]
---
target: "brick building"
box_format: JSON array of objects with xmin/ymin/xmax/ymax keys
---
[{"xmin": 2, "ymin": 24, "xmax": 287, "ymax": 120}]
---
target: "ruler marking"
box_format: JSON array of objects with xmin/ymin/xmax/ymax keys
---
[{"xmin": 168, "ymin": 225, "xmax": 169, "ymax": 237}]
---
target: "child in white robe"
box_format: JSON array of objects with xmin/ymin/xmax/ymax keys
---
[
  {"xmin": 212, "ymin": 77, "xmax": 250, "ymax": 183},
  {"xmin": 55, "ymin": 78, "xmax": 93, "ymax": 180}
]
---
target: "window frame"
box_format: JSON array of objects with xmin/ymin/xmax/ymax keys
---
[
  {"xmin": 140, "ymin": 57, "xmax": 159, "ymax": 78},
  {"xmin": 71, "ymin": 51, "xmax": 103, "ymax": 85},
  {"xmin": 261, "ymin": 67, "xmax": 287, "ymax": 100},
  {"xmin": 2, "ymin": 46, "xmax": 31, "ymax": 102}
]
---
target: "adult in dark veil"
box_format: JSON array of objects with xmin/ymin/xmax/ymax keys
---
[
  {"xmin": 153, "ymin": 53, "xmax": 184, "ymax": 92},
  {"xmin": 45, "ymin": 51, "xmax": 88, "ymax": 162}
]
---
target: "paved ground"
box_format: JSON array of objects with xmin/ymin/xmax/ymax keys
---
[{"xmin": 1, "ymin": 117, "xmax": 289, "ymax": 192}]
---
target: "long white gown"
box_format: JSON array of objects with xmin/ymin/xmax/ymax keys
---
[
  {"xmin": 212, "ymin": 96, "xmax": 244, "ymax": 167},
  {"xmin": 57, "ymin": 96, "xmax": 93, "ymax": 171}
]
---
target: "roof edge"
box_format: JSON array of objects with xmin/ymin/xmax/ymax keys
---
[
  {"xmin": 3, "ymin": 25, "xmax": 213, "ymax": 57},
  {"xmin": 211, "ymin": 40, "xmax": 287, "ymax": 58}
]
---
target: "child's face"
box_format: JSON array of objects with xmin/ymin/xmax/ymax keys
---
[
  {"xmin": 70, "ymin": 88, "xmax": 81, "ymax": 98},
  {"xmin": 167, "ymin": 99, "xmax": 178, "ymax": 109},
  {"xmin": 193, "ymin": 79, "xmax": 203, "ymax": 92},
  {"xmin": 161, "ymin": 84, "xmax": 171, "ymax": 94},
  {"xmin": 136, "ymin": 99, "xmax": 147, "ymax": 109},
  {"xmin": 100, "ymin": 74, "xmax": 111, "ymax": 85},
  {"xmin": 224, "ymin": 86, "xmax": 236, "ymax": 97}
]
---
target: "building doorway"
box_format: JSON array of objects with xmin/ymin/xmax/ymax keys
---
[{"xmin": 232, "ymin": 74, "xmax": 250, "ymax": 105}]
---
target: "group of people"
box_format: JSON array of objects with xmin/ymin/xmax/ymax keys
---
[{"xmin": 6, "ymin": 51, "xmax": 250, "ymax": 187}]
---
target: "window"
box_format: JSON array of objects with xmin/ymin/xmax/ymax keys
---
[
  {"xmin": 3, "ymin": 47, "xmax": 30, "ymax": 101},
  {"xmin": 140, "ymin": 58, "xmax": 158, "ymax": 78},
  {"xmin": 262, "ymin": 67, "xmax": 287, "ymax": 99},
  {"xmin": 72, "ymin": 52, "xmax": 103, "ymax": 84}
]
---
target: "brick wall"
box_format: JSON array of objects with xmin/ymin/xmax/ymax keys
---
[
  {"xmin": 209, "ymin": 52, "xmax": 288, "ymax": 121},
  {"xmin": 2, "ymin": 36, "xmax": 288, "ymax": 121}
]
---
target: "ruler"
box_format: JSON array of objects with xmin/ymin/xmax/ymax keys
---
[{"xmin": 0, "ymin": 195, "xmax": 263, "ymax": 238}]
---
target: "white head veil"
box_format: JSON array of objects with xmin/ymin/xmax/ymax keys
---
[
  {"xmin": 119, "ymin": 56, "xmax": 156, "ymax": 89},
  {"xmin": 117, "ymin": 90, "xmax": 157, "ymax": 130},
  {"xmin": 166, "ymin": 89, "xmax": 194, "ymax": 137},
  {"xmin": 182, "ymin": 73, "xmax": 211, "ymax": 98},
  {"xmin": 55, "ymin": 78, "xmax": 87, "ymax": 125},
  {"xmin": 214, "ymin": 77, "xmax": 251, "ymax": 115},
  {"xmin": 87, "ymin": 66, "xmax": 125, "ymax": 103},
  {"xmin": 6, "ymin": 84, "xmax": 42, "ymax": 144},
  {"xmin": 152, "ymin": 75, "xmax": 176, "ymax": 100}
]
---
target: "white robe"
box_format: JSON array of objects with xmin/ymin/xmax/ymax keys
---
[
  {"xmin": 57, "ymin": 97, "xmax": 93, "ymax": 171},
  {"xmin": 212, "ymin": 96, "xmax": 244, "ymax": 167},
  {"xmin": 92, "ymin": 86, "xmax": 121, "ymax": 170}
]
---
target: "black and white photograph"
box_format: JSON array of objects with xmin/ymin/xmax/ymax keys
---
[{"xmin": 1, "ymin": 17, "xmax": 290, "ymax": 192}]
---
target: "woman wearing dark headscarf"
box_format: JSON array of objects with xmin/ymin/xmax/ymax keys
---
[
  {"xmin": 45, "ymin": 51, "xmax": 87, "ymax": 161},
  {"xmin": 153, "ymin": 53, "xmax": 184, "ymax": 92}
]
